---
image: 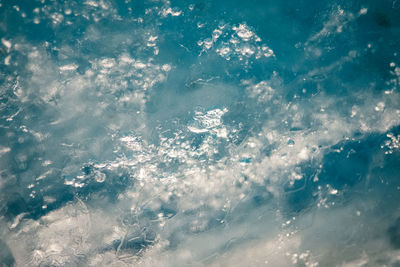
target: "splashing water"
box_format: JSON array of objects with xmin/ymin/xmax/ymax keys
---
[{"xmin": 1, "ymin": 0, "xmax": 400, "ymax": 266}]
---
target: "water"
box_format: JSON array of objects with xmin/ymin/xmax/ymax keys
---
[{"xmin": 0, "ymin": 0, "xmax": 400, "ymax": 266}]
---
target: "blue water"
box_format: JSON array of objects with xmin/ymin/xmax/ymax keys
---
[{"xmin": 1, "ymin": 0, "xmax": 400, "ymax": 266}]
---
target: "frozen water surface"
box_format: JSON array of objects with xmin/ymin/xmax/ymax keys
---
[{"xmin": 0, "ymin": 0, "xmax": 400, "ymax": 266}]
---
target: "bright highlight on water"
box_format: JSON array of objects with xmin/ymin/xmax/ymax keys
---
[{"xmin": 0, "ymin": 0, "xmax": 400, "ymax": 266}]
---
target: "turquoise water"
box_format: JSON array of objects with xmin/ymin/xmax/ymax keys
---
[{"xmin": 1, "ymin": 0, "xmax": 400, "ymax": 266}]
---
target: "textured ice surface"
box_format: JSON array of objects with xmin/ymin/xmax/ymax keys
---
[{"xmin": 0, "ymin": 0, "xmax": 400, "ymax": 266}]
